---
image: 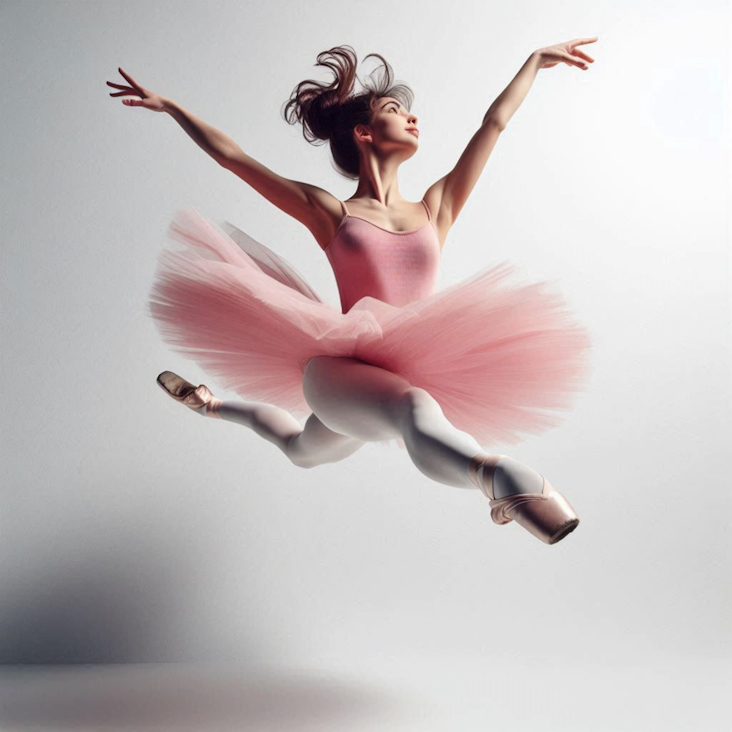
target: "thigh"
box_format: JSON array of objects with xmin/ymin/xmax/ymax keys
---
[{"xmin": 302, "ymin": 356, "xmax": 413, "ymax": 441}]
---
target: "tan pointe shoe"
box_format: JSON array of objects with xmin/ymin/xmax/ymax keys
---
[
  {"xmin": 156, "ymin": 370, "xmax": 223, "ymax": 419},
  {"xmin": 468, "ymin": 453, "xmax": 579, "ymax": 545}
]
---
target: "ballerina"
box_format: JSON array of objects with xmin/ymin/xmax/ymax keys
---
[{"xmin": 107, "ymin": 41, "xmax": 597, "ymax": 545}]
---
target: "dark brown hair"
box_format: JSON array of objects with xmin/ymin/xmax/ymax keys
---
[{"xmin": 282, "ymin": 45, "xmax": 414, "ymax": 180}]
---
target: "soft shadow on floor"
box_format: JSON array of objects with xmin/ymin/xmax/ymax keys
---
[{"xmin": 0, "ymin": 663, "xmax": 415, "ymax": 732}]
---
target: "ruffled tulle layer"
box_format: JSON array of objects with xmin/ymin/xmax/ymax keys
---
[{"xmin": 147, "ymin": 207, "xmax": 593, "ymax": 449}]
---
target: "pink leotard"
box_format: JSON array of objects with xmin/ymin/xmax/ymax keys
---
[
  {"xmin": 324, "ymin": 199, "xmax": 441, "ymax": 313},
  {"xmin": 150, "ymin": 205, "xmax": 593, "ymax": 448}
]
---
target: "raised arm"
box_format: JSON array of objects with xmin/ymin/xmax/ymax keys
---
[
  {"xmin": 107, "ymin": 67, "xmax": 328, "ymax": 234},
  {"xmin": 424, "ymin": 38, "xmax": 598, "ymax": 235}
]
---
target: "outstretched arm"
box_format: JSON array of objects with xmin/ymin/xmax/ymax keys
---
[
  {"xmin": 107, "ymin": 68, "xmax": 327, "ymax": 231},
  {"xmin": 483, "ymin": 38, "xmax": 596, "ymax": 129},
  {"xmin": 107, "ymin": 68, "xmax": 237, "ymax": 164},
  {"xmin": 161, "ymin": 97, "xmax": 239, "ymax": 165},
  {"xmin": 424, "ymin": 38, "xmax": 598, "ymax": 232}
]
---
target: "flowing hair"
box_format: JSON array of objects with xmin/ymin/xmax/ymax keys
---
[{"xmin": 282, "ymin": 45, "xmax": 414, "ymax": 179}]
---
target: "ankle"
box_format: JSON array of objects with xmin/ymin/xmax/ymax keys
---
[
  {"xmin": 204, "ymin": 397, "xmax": 224, "ymax": 419},
  {"xmin": 468, "ymin": 453, "xmax": 544, "ymax": 500},
  {"xmin": 468, "ymin": 453, "xmax": 502, "ymax": 499},
  {"xmin": 492, "ymin": 456, "xmax": 544, "ymax": 499}
]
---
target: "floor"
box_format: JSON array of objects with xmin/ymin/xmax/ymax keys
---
[{"xmin": 0, "ymin": 654, "xmax": 727, "ymax": 731}]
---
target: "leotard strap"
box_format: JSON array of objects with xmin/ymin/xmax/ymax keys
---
[{"xmin": 420, "ymin": 198, "xmax": 433, "ymax": 221}]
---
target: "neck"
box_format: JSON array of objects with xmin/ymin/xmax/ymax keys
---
[{"xmin": 351, "ymin": 153, "xmax": 406, "ymax": 207}]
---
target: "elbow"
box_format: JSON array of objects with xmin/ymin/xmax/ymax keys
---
[
  {"xmin": 483, "ymin": 115, "xmax": 506, "ymax": 132},
  {"xmin": 217, "ymin": 153, "xmax": 233, "ymax": 168}
]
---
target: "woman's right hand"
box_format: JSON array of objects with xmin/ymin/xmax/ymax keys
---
[{"xmin": 106, "ymin": 67, "xmax": 168, "ymax": 112}]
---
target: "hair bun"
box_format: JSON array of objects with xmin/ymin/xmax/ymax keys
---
[{"xmin": 282, "ymin": 45, "xmax": 414, "ymax": 179}]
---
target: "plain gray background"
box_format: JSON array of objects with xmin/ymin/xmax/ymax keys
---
[{"xmin": 2, "ymin": 0, "xmax": 730, "ymax": 730}]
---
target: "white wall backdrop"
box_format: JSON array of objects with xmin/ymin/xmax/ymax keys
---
[{"xmin": 2, "ymin": 1, "xmax": 729, "ymax": 730}]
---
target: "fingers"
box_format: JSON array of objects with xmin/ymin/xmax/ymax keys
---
[
  {"xmin": 565, "ymin": 36, "xmax": 598, "ymax": 67},
  {"xmin": 107, "ymin": 82, "xmax": 138, "ymax": 98},
  {"xmin": 572, "ymin": 49, "xmax": 595, "ymax": 63},
  {"xmin": 569, "ymin": 37, "xmax": 597, "ymax": 63},
  {"xmin": 117, "ymin": 67, "xmax": 141, "ymax": 91},
  {"xmin": 570, "ymin": 36, "xmax": 598, "ymax": 47},
  {"xmin": 107, "ymin": 68, "xmax": 144, "ymax": 99},
  {"xmin": 562, "ymin": 51, "xmax": 588, "ymax": 69}
]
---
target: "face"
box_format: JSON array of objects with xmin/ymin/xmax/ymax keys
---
[{"xmin": 355, "ymin": 96, "xmax": 420, "ymax": 156}]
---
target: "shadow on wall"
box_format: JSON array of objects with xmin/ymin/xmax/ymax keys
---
[{"xmin": 0, "ymin": 505, "xmax": 269, "ymax": 665}]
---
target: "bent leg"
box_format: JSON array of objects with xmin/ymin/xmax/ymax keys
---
[
  {"xmin": 214, "ymin": 399, "xmax": 365, "ymax": 468},
  {"xmin": 300, "ymin": 358, "xmax": 578, "ymax": 544},
  {"xmin": 303, "ymin": 356, "xmax": 485, "ymax": 489}
]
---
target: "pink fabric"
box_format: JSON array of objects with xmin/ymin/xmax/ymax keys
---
[
  {"xmin": 325, "ymin": 199, "xmax": 440, "ymax": 313},
  {"xmin": 147, "ymin": 204, "xmax": 593, "ymax": 449}
]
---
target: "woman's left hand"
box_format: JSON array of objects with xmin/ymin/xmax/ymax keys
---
[{"xmin": 535, "ymin": 37, "xmax": 598, "ymax": 70}]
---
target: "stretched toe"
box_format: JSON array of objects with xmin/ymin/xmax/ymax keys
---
[
  {"xmin": 469, "ymin": 453, "xmax": 580, "ymax": 545},
  {"xmin": 157, "ymin": 370, "xmax": 196, "ymax": 398}
]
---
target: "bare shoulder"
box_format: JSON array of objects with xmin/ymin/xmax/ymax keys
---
[{"xmin": 218, "ymin": 147, "xmax": 341, "ymax": 252}]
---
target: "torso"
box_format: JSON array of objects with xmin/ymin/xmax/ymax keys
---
[
  {"xmin": 321, "ymin": 198, "xmax": 442, "ymax": 313},
  {"xmin": 311, "ymin": 193, "xmax": 449, "ymax": 252}
]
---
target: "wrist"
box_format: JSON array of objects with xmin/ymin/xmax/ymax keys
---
[{"xmin": 161, "ymin": 97, "xmax": 179, "ymax": 114}]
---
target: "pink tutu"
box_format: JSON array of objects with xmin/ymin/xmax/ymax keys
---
[{"xmin": 147, "ymin": 207, "xmax": 593, "ymax": 449}]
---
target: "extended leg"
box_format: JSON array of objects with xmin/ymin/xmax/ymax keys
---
[
  {"xmin": 301, "ymin": 356, "xmax": 581, "ymax": 544},
  {"xmin": 215, "ymin": 400, "xmax": 365, "ymax": 468},
  {"xmin": 302, "ymin": 356, "xmax": 490, "ymax": 489},
  {"xmin": 157, "ymin": 370, "xmax": 364, "ymax": 467},
  {"xmin": 160, "ymin": 365, "xmax": 578, "ymax": 542}
]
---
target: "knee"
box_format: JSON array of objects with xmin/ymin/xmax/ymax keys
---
[
  {"xmin": 291, "ymin": 455, "xmax": 317, "ymax": 469},
  {"xmin": 284, "ymin": 434, "xmax": 315, "ymax": 470},
  {"xmin": 399, "ymin": 387, "xmax": 444, "ymax": 430},
  {"xmin": 401, "ymin": 387, "xmax": 441, "ymax": 414}
]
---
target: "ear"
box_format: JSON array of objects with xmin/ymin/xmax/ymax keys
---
[{"xmin": 353, "ymin": 123, "xmax": 373, "ymax": 143}]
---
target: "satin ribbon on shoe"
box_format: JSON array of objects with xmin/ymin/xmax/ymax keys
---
[
  {"xmin": 468, "ymin": 453, "xmax": 549, "ymax": 525},
  {"xmin": 183, "ymin": 384, "xmax": 224, "ymax": 419},
  {"xmin": 193, "ymin": 386, "xmax": 224, "ymax": 419}
]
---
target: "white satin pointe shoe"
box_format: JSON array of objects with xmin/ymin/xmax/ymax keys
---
[
  {"xmin": 156, "ymin": 370, "xmax": 224, "ymax": 419},
  {"xmin": 468, "ymin": 453, "xmax": 580, "ymax": 545}
]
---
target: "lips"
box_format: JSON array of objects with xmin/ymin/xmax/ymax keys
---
[{"xmin": 407, "ymin": 129, "xmax": 419, "ymax": 137}]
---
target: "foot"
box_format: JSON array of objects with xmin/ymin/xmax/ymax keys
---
[
  {"xmin": 468, "ymin": 452, "xmax": 580, "ymax": 544},
  {"xmin": 156, "ymin": 370, "xmax": 224, "ymax": 418}
]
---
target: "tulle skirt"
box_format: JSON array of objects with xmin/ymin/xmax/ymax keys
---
[{"xmin": 147, "ymin": 207, "xmax": 593, "ymax": 449}]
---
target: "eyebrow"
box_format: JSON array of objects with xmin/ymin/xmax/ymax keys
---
[{"xmin": 381, "ymin": 100, "xmax": 402, "ymax": 111}]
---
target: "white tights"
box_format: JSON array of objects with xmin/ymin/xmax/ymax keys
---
[{"xmin": 206, "ymin": 356, "xmax": 544, "ymax": 498}]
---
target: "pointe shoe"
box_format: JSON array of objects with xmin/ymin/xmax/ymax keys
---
[
  {"xmin": 156, "ymin": 370, "xmax": 224, "ymax": 419},
  {"xmin": 468, "ymin": 453, "xmax": 579, "ymax": 545}
]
